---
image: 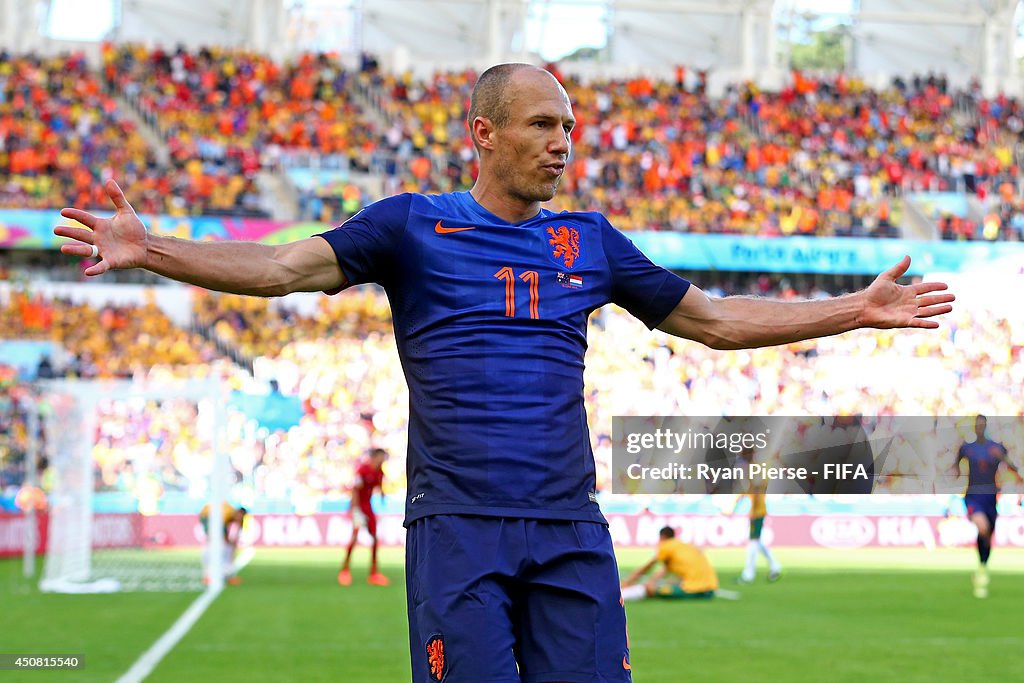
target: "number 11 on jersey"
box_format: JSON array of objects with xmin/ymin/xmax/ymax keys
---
[{"xmin": 494, "ymin": 267, "xmax": 539, "ymax": 319}]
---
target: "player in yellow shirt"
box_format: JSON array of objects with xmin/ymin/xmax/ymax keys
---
[
  {"xmin": 736, "ymin": 459, "xmax": 782, "ymax": 584},
  {"xmin": 620, "ymin": 526, "xmax": 721, "ymax": 601},
  {"xmin": 199, "ymin": 502, "xmax": 247, "ymax": 585}
]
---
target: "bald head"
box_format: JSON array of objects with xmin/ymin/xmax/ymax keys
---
[
  {"xmin": 466, "ymin": 63, "xmax": 574, "ymax": 220},
  {"xmin": 468, "ymin": 64, "xmax": 564, "ymax": 143}
]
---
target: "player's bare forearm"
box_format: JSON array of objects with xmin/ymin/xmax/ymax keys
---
[
  {"xmin": 645, "ymin": 568, "xmax": 667, "ymax": 587},
  {"xmin": 658, "ymin": 256, "xmax": 953, "ymax": 350},
  {"xmin": 145, "ymin": 235, "xmax": 342, "ymax": 297},
  {"xmin": 622, "ymin": 559, "xmax": 656, "ymax": 585},
  {"xmin": 660, "ymin": 290, "xmax": 864, "ymax": 350}
]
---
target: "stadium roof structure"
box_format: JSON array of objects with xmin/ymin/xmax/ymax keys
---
[
  {"xmin": 853, "ymin": 0, "xmax": 1020, "ymax": 95},
  {"xmin": 5, "ymin": 0, "xmax": 1022, "ymax": 95}
]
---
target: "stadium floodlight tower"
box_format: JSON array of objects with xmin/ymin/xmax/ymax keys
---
[{"xmin": 37, "ymin": 378, "xmax": 230, "ymax": 593}]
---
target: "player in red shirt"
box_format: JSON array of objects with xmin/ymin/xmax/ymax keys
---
[{"xmin": 338, "ymin": 448, "xmax": 389, "ymax": 586}]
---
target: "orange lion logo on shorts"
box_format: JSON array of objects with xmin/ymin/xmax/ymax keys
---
[
  {"xmin": 426, "ymin": 635, "xmax": 446, "ymax": 681},
  {"xmin": 547, "ymin": 226, "xmax": 580, "ymax": 269}
]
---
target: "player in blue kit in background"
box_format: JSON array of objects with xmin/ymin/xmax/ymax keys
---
[
  {"xmin": 954, "ymin": 415, "xmax": 1020, "ymax": 598},
  {"xmin": 55, "ymin": 63, "xmax": 955, "ymax": 682}
]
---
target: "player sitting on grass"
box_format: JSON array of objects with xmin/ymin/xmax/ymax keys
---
[{"xmin": 621, "ymin": 526, "xmax": 738, "ymax": 601}]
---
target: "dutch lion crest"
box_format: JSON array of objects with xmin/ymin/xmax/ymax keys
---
[{"xmin": 547, "ymin": 225, "xmax": 580, "ymax": 269}]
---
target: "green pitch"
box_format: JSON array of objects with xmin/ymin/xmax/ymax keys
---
[{"xmin": 3, "ymin": 547, "xmax": 1023, "ymax": 682}]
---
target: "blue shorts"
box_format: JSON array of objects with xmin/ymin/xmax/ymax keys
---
[
  {"xmin": 405, "ymin": 515, "xmax": 632, "ymax": 683},
  {"xmin": 964, "ymin": 494, "xmax": 998, "ymax": 528}
]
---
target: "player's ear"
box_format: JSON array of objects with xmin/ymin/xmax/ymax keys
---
[{"xmin": 472, "ymin": 116, "xmax": 497, "ymax": 151}]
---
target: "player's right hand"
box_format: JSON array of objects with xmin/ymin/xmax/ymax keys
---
[{"xmin": 55, "ymin": 179, "xmax": 149, "ymax": 276}]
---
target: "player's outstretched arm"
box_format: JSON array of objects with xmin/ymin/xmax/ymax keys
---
[
  {"xmin": 55, "ymin": 179, "xmax": 346, "ymax": 297},
  {"xmin": 657, "ymin": 256, "xmax": 954, "ymax": 350}
]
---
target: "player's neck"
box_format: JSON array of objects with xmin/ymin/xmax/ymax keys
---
[{"xmin": 469, "ymin": 182, "xmax": 541, "ymax": 224}]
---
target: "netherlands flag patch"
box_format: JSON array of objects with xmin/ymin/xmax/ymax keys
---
[{"xmin": 557, "ymin": 272, "xmax": 583, "ymax": 289}]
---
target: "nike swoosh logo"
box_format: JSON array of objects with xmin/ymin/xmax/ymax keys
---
[
  {"xmin": 623, "ymin": 655, "xmax": 631, "ymax": 671},
  {"xmin": 434, "ymin": 220, "xmax": 476, "ymax": 234}
]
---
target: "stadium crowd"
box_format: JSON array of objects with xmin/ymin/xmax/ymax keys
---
[
  {"xmin": 0, "ymin": 51, "xmax": 264, "ymax": 218},
  {"xmin": 0, "ymin": 375, "xmax": 33, "ymax": 511},
  {"xmin": 3, "ymin": 45, "xmax": 1023, "ymax": 237},
  {"xmin": 357, "ymin": 66, "xmax": 1024, "ymax": 239},
  {"xmin": 102, "ymin": 44, "xmax": 377, "ymax": 223},
  {"xmin": 6, "ymin": 267, "xmax": 1016, "ymax": 510},
  {"xmin": 0, "ymin": 289, "xmax": 229, "ymax": 378},
  {"xmin": 296, "ymin": 60, "xmax": 1024, "ymax": 240}
]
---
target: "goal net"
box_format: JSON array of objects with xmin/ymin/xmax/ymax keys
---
[{"xmin": 38, "ymin": 379, "xmax": 231, "ymax": 593}]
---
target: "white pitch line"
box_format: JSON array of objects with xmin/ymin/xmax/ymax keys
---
[{"xmin": 115, "ymin": 549, "xmax": 255, "ymax": 683}]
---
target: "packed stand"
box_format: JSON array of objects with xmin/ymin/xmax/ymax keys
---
[
  {"xmin": 103, "ymin": 44, "xmax": 380, "ymax": 220},
  {"xmin": 942, "ymin": 176, "xmax": 1024, "ymax": 241},
  {"xmin": 0, "ymin": 290, "xmax": 254, "ymax": 510},
  {"xmin": 0, "ymin": 290, "xmax": 228, "ymax": 378},
  {"xmin": 361, "ymin": 67, "xmax": 1024, "ymax": 239},
  {"xmin": 12, "ymin": 45, "xmax": 1021, "ymax": 237},
  {"xmin": 936, "ymin": 81, "xmax": 1024, "ymax": 241},
  {"xmin": 0, "ymin": 52, "xmax": 158, "ymax": 212},
  {"xmin": 750, "ymin": 73, "xmax": 1023, "ymax": 242},
  {"xmin": 0, "ymin": 377, "xmax": 33, "ymax": 509},
  {"xmin": 355, "ymin": 66, "xmax": 479, "ymax": 197},
  {"xmin": 0, "ymin": 51, "xmax": 266, "ymax": 218},
  {"xmin": 191, "ymin": 287, "xmax": 407, "ymax": 505}
]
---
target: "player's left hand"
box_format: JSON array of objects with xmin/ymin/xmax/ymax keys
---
[
  {"xmin": 55, "ymin": 179, "xmax": 150, "ymax": 276},
  {"xmin": 859, "ymin": 256, "xmax": 954, "ymax": 329}
]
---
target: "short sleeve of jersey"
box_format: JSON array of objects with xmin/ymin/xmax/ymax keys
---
[
  {"xmin": 600, "ymin": 217, "xmax": 691, "ymax": 329},
  {"xmin": 316, "ymin": 193, "xmax": 412, "ymax": 287}
]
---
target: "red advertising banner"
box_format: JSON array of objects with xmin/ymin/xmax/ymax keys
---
[
  {"xmin": 604, "ymin": 513, "xmax": 1004, "ymax": 549},
  {"xmin": 93, "ymin": 514, "xmax": 143, "ymax": 548},
  {"xmin": 0, "ymin": 513, "xmax": 48, "ymax": 557},
  {"xmin": 10, "ymin": 512, "xmax": 1023, "ymax": 555},
  {"xmin": 136, "ymin": 512, "xmax": 1024, "ymax": 550},
  {"xmin": 142, "ymin": 512, "xmax": 408, "ymax": 549}
]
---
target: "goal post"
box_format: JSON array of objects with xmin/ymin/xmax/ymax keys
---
[{"xmin": 37, "ymin": 379, "xmax": 229, "ymax": 593}]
